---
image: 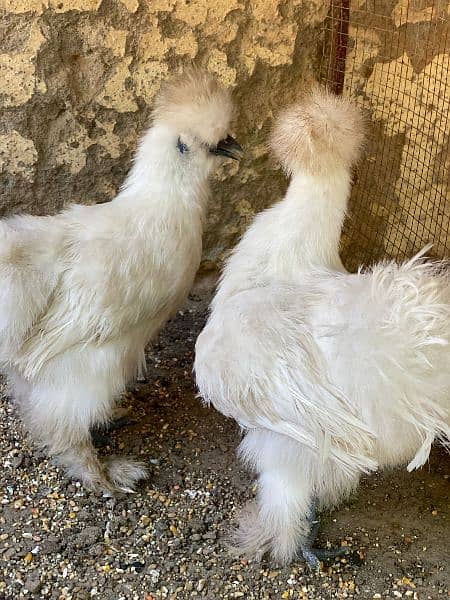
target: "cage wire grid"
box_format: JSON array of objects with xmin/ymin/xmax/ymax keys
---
[{"xmin": 319, "ymin": 0, "xmax": 450, "ymax": 271}]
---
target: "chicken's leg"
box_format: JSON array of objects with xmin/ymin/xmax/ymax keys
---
[
  {"xmin": 16, "ymin": 377, "xmax": 147, "ymax": 495},
  {"xmin": 91, "ymin": 406, "xmax": 134, "ymax": 447},
  {"xmin": 300, "ymin": 498, "xmax": 349, "ymax": 570},
  {"xmin": 236, "ymin": 430, "xmax": 315, "ymax": 564}
]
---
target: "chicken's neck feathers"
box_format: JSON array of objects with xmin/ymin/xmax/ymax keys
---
[
  {"xmin": 280, "ymin": 169, "xmax": 350, "ymax": 270},
  {"xmin": 213, "ymin": 168, "xmax": 350, "ymax": 307}
]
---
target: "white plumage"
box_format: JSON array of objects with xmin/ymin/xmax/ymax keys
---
[
  {"xmin": 0, "ymin": 69, "xmax": 241, "ymax": 494},
  {"xmin": 194, "ymin": 87, "xmax": 450, "ymax": 566}
]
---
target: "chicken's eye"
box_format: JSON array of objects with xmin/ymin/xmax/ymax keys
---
[{"xmin": 177, "ymin": 137, "xmax": 189, "ymax": 154}]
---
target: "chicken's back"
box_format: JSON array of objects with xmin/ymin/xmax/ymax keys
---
[{"xmin": 0, "ymin": 214, "xmax": 64, "ymax": 364}]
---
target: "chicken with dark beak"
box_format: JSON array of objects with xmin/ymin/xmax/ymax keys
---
[{"xmin": 0, "ymin": 68, "xmax": 243, "ymax": 496}]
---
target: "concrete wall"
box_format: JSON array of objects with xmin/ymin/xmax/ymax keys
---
[{"xmin": 0, "ymin": 0, "xmax": 329, "ymax": 269}]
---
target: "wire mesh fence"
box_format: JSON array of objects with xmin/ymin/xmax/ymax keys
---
[{"xmin": 319, "ymin": 0, "xmax": 449, "ymax": 271}]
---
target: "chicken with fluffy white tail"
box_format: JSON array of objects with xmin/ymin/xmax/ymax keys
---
[
  {"xmin": 0, "ymin": 69, "xmax": 242, "ymax": 495},
  {"xmin": 194, "ymin": 87, "xmax": 450, "ymax": 568}
]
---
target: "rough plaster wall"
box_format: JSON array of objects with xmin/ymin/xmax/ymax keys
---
[
  {"xmin": 336, "ymin": 0, "xmax": 449, "ymax": 268},
  {"xmin": 0, "ymin": 0, "xmax": 330, "ymax": 270}
]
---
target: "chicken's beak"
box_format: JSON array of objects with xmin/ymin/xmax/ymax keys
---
[{"xmin": 210, "ymin": 135, "xmax": 243, "ymax": 161}]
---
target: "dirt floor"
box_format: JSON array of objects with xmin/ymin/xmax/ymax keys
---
[{"xmin": 0, "ymin": 292, "xmax": 448, "ymax": 600}]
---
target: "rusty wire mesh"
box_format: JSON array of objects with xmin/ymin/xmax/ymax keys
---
[{"xmin": 319, "ymin": 0, "xmax": 449, "ymax": 271}]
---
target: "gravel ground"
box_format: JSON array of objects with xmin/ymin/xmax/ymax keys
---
[{"xmin": 0, "ymin": 292, "xmax": 448, "ymax": 600}]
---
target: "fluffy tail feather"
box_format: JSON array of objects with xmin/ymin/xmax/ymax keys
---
[{"xmin": 367, "ymin": 248, "xmax": 450, "ymax": 468}]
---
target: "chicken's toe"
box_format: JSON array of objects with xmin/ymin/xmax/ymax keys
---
[
  {"xmin": 104, "ymin": 456, "xmax": 148, "ymax": 493},
  {"xmin": 300, "ymin": 543, "xmax": 349, "ymax": 570},
  {"xmin": 300, "ymin": 545, "xmax": 322, "ymax": 571}
]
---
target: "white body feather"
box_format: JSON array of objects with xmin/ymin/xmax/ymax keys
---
[{"xmin": 194, "ymin": 92, "xmax": 450, "ymax": 563}]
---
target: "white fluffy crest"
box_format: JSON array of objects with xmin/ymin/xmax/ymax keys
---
[
  {"xmin": 270, "ymin": 85, "xmax": 366, "ymax": 175},
  {"xmin": 195, "ymin": 86, "xmax": 450, "ymax": 564},
  {"xmin": 0, "ymin": 68, "xmax": 237, "ymax": 494},
  {"xmin": 153, "ymin": 67, "xmax": 234, "ymax": 146}
]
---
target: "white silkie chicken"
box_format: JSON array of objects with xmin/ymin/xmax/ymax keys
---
[
  {"xmin": 0, "ymin": 69, "xmax": 242, "ymax": 495},
  {"xmin": 194, "ymin": 87, "xmax": 450, "ymax": 568}
]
